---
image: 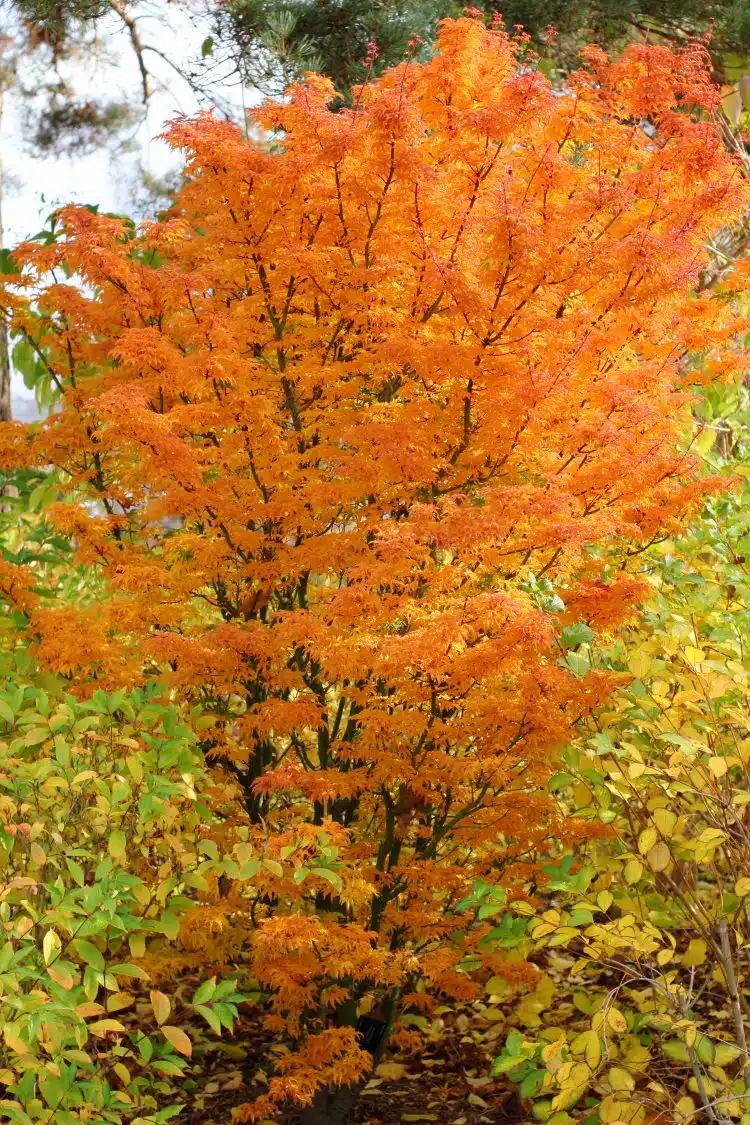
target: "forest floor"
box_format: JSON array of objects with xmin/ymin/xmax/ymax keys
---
[{"xmin": 182, "ymin": 1004, "xmax": 521, "ymax": 1125}]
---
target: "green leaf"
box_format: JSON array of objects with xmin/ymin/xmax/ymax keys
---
[
  {"xmin": 0, "ymin": 248, "xmax": 20, "ymax": 275},
  {"xmin": 110, "ymin": 962, "xmax": 150, "ymax": 980},
  {"xmin": 201, "ymin": 36, "xmax": 214, "ymax": 57},
  {"xmin": 196, "ymin": 1003, "xmax": 221, "ymax": 1035},
  {"xmin": 73, "ymin": 939, "xmax": 105, "ymax": 972},
  {"xmin": 65, "ymin": 857, "xmax": 85, "ymax": 888},
  {"xmin": 520, "ymin": 1068, "xmax": 546, "ymax": 1098},
  {"xmin": 696, "ymin": 1035, "xmax": 715, "ymax": 1065},
  {"xmin": 662, "ymin": 1039, "xmax": 689, "ymax": 1063},
  {"xmin": 559, "ymin": 623, "xmax": 595, "ymax": 649},
  {"xmin": 568, "ymin": 909, "xmax": 594, "ymax": 927},
  {"xmin": 159, "ymin": 911, "xmax": 180, "ymax": 940},
  {"xmin": 309, "ymin": 867, "xmax": 342, "ymax": 892},
  {"xmin": 565, "ymin": 651, "xmax": 590, "ymax": 678},
  {"xmin": 193, "ymin": 977, "xmax": 216, "ymax": 1005}
]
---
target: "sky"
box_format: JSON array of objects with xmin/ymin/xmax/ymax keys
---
[{"xmin": 2, "ymin": 1, "xmax": 253, "ymax": 419}]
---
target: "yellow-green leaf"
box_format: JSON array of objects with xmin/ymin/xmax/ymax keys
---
[
  {"xmin": 42, "ymin": 929, "xmax": 61, "ymax": 966},
  {"xmin": 150, "ymin": 990, "xmax": 170, "ymax": 1026}
]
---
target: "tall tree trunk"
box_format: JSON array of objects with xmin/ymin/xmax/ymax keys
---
[{"xmin": 0, "ymin": 84, "xmax": 11, "ymax": 423}]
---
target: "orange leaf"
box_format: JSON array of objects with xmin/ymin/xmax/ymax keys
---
[{"xmin": 162, "ymin": 1025, "xmax": 192, "ymax": 1057}]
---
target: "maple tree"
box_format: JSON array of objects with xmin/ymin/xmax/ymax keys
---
[{"xmin": 0, "ymin": 17, "xmax": 749, "ymax": 1121}]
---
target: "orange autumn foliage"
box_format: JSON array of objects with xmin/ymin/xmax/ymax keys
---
[{"xmin": 1, "ymin": 17, "xmax": 748, "ymax": 1119}]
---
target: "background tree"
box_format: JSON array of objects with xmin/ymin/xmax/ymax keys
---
[{"xmin": 196, "ymin": 0, "xmax": 750, "ymax": 91}]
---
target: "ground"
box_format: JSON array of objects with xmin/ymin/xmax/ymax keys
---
[{"xmin": 181, "ymin": 1005, "xmax": 521, "ymax": 1125}]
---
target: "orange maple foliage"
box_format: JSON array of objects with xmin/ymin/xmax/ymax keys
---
[{"xmin": 0, "ymin": 17, "xmax": 748, "ymax": 1120}]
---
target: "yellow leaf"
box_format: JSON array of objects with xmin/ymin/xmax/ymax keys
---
[
  {"xmin": 150, "ymin": 990, "xmax": 170, "ymax": 1026},
  {"xmin": 571, "ymin": 1029, "xmax": 602, "ymax": 1070},
  {"xmin": 652, "ymin": 809, "xmax": 676, "ymax": 837},
  {"xmin": 624, "ymin": 859, "xmax": 643, "ymax": 885},
  {"xmin": 628, "ymin": 653, "xmax": 652, "ymax": 680},
  {"xmin": 107, "ymin": 992, "xmax": 135, "ymax": 1013},
  {"xmin": 89, "ymin": 1019, "xmax": 126, "ymax": 1037},
  {"xmin": 113, "ymin": 1062, "xmax": 131, "ymax": 1085},
  {"xmin": 3, "ymin": 1027, "xmax": 28, "ymax": 1056},
  {"xmin": 484, "ymin": 976, "xmax": 506, "ymax": 995},
  {"xmin": 76, "ymin": 1003, "xmax": 106, "ymax": 1018},
  {"xmin": 536, "ymin": 974, "xmax": 555, "ymax": 1007},
  {"xmin": 161, "ymin": 1025, "xmax": 192, "ymax": 1057},
  {"xmin": 108, "ymin": 830, "xmax": 127, "ymax": 860},
  {"xmin": 125, "ymin": 755, "xmax": 144, "ymax": 783},
  {"xmin": 597, "ymin": 891, "xmax": 613, "ymax": 912},
  {"xmin": 607, "ymin": 1008, "xmax": 627, "ymax": 1034},
  {"xmin": 608, "ymin": 1067, "xmax": 635, "ymax": 1093},
  {"xmin": 376, "ymin": 1062, "xmax": 406, "ymax": 1080},
  {"xmin": 681, "ymin": 939, "xmax": 707, "ymax": 968},
  {"xmin": 646, "ymin": 842, "xmax": 671, "ymax": 872},
  {"xmin": 694, "ymin": 427, "xmax": 716, "ymax": 456},
  {"xmin": 735, "ymin": 878, "xmax": 750, "ymax": 897},
  {"xmin": 708, "ymin": 757, "xmax": 728, "ymax": 779},
  {"xmin": 683, "ymin": 646, "xmax": 705, "ymax": 667},
  {"xmin": 467, "ymin": 1093, "xmax": 489, "ymax": 1108},
  {"xmin": 638, "ymin": 827, "xmax": 658, "ymax": 856},
  {"xmin": 573, "ymin": 782, "xmax": 592, "ymax": 809},
  {"xmin": 42, "ymin": 929, "xmax": 61, "ymax": 966}
]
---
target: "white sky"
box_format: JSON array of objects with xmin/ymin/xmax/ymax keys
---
[{"xmin": 2, "ymin": 2, "xmax": 255, "ymax": 418}]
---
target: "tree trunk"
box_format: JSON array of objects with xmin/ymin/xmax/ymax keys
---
[{"xmin": 298, "ymin": 1081, "xmax": 364, "ymax": 1125}]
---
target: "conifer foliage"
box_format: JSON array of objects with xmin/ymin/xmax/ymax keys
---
[{"xmin": 0, "ymin": 18, "xmax": 747, "ymax": 1119}]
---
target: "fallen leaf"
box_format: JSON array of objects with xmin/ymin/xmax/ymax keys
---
[
  {"xmin": 376, "ymin": 1062, "xmax": 407, "ymax": 1080},
  {"xmin": 468, "ymin": 1093, "xmax": 489, "ymax": 1108}
]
